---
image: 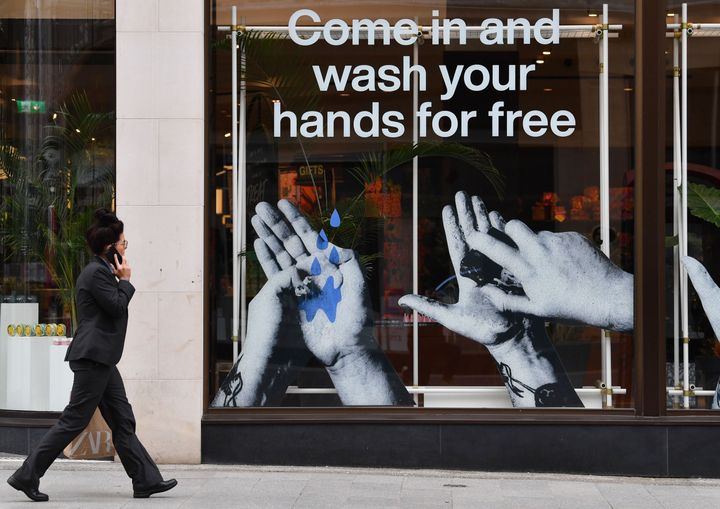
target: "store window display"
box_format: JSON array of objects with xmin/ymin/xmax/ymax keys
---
[
  {"xmin": 0, "ymin": 2, "xmax": 115, "ymax": 411},
  {"xmin": 207, "ymin": 1, "xmax": 638, "ymax": 409},
  {"xmin": 664, "ymin": 1, "xmax": 720, "ymax": 409}
]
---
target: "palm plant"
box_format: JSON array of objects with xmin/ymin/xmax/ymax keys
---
[{"xmin": 0, "ymin": 91, "xmax": 114, "ymax": 332}]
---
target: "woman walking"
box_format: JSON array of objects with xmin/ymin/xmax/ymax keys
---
[{"xmin": 7, "ymin": 208, "xmax": 177, "ymax": 502}]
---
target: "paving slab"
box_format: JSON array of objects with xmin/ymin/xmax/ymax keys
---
[{"xmin": 1, "ymin": 458, "xmax": 720, "ymax": 508}]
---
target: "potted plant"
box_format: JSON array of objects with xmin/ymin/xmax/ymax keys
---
[{"xmin": 0, "ymin": 91, "xmax": 114, "ymax": 333}]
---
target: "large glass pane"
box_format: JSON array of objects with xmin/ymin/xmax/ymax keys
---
[
  {"xmin": 414, "ymin": 3, "xmax": 635, "ymax": 409},
  {"xmin": 0, "ymin": 3, "xmax": 115, "ymax": 411},
  {"xmin": 665, "ymin": 1, "xmax": 720, "ymax": 409},
  {"xmin": 208, "ymin": 1, "xmax": 635, "ymax": 409}
]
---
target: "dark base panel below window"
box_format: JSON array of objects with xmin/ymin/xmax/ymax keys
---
[
  {"xmin": 0, "ymin": 425, "xmax": 54, "ymax": 457},
  {"xmin": 202, "ymin": 422, "xmax": 720, "ymax": 478}
]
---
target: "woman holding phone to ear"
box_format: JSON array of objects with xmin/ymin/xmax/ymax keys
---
[{"xmin": 7, "ymin": 208, "xmax": 177, "ymax": 502}]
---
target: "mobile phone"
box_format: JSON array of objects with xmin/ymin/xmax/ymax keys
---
[{"xmin": 105, "ymin": 246, "xmax": 123, "ymax": 267}]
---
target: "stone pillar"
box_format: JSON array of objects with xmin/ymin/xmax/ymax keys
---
[{"xmin": 115, "ymin": 0, "xmax": 204, "ymax": 463}]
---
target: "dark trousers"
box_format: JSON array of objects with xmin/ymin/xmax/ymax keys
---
[{"xmin": 14, "ymin": 360, "xmax": 163, "ymax": 490}]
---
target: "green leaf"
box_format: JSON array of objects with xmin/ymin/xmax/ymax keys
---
[
  {"xmin": 688, "ymin": 183, "xmax": 720, "ymax": 228},
  {"xmin": 665, "ymin": 235, "xmax": 678, "ymax": 247}
]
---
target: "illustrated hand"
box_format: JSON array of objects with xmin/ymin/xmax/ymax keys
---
[
  {"xmin": 683, "ymin": 256, "xmax": 720, "ymax": 338},
  {"xmin": 398, "ymin": 192, "xmax": 521, "ymax": 348},
  {"xmin": 252, "ymin": 200, "xmax": 372, "ymax": 368},
  {"xmin": 683, "ymin": 256, "xmax": 720, "ymax": 409},
  {"xmin": 468, "ymin": 216, "xmax": 634, "ymax": 331},
  {"xmin": 212, "ymin": 265, "xmax": 308, "ymax": 407},
  {"xmin": 399, "ymin": 192, "xmax": 583, "ymax": 408},
  {"xmin": 251, "ymin": 200, "xmax": 413, "ymax": 406}
]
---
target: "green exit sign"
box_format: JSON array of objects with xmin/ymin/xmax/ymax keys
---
[{"xmin": 16, "ymin": 100, "xmax": 46, "ymax": 114}]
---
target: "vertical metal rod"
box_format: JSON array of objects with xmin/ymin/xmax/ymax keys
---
[
  {"xmin": 672, "ymin": 23, "xmax": 681, "ymax": 404},
  {"xmin": 239, "ymin": 32, "xmax": 248, "ymax": 350},
  {"xmin": 598, "ymin": 16, "xmax": 607, "ymax": 399},
  {"xmin": 412, "ymin": 35, "xmax": 420, "ymax": 403},
  {"xmin": 599, "ymin": 4, "xmax": 612, "ymax": 407},
  {"xmin": 681, "ymin": 2, "xmax": 690, "ymax": 408},
  {"xmin": 231, "ymin": 6, "xmax": 239, "ymax": 363}
]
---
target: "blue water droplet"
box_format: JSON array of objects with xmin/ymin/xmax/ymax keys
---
[
  {"xmin": 330, "ymin": 209, "xmax": 341, "ymax": 228},
  {"xmin": 316, "ymin": 229, "xmax": 328, "ymax": 250},
  {"xmin": 311, "ymin": 257, "xmax": 322, "ymax": 276},
  {"xmin": 329, "ymin": 246, "xmax": 340, "ymax": 264}
]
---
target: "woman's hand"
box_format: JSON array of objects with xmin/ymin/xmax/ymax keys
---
[{"xmin": 113, "ymin": 254, "xmax": 132, "ymax": 281}]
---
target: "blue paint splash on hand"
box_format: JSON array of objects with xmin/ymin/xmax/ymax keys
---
[{"xmin": 298, "ymin": 276, "xmax": 342, "ymax": 322}]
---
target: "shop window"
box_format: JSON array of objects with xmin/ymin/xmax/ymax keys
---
[
  {"xmin": 208, "ymin": 1, "xmax": 636, "ymax": 409},
  {"xmin": 0, "ymin": 2, "xmax": 115, "ymax": 411},
  {"xmin": 664, "ymin": 1, "xmax": 720, "ymax": 409}
]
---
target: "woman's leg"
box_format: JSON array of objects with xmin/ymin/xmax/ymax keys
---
[
  {"xmin": 13, "ymin": 360, "xmax": 111, "ymax": 488},
  {"xmin": 98, "ymin": 366, "xmax": 163, "ymax": 490}
]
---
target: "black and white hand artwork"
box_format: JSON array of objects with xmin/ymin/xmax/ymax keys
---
[
  {"xmin": 399, "ymin": 192, "xmax": 583, "ymax": 408},
  {"xmin": 211, "ymin": 265, "xmax": 309, "ymax": 407},
  {"xmin": 215, "ymin": 188, "xmax": 633, "ymax": 408},
  {"xmin": 682, "ymin": 256, "xmax": 720, "ymax": 409},
  {"xmin": 465, "ymin": 211, "xmax": 634, "ymax": 332},
  {"xmin": 214, "ymin": 199, "xmax": 413, "ymax": 407}
]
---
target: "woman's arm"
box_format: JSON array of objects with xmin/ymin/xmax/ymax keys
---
[{"xmin": 90, "ymin": 269, "xmax": 135, "ymax": 318}]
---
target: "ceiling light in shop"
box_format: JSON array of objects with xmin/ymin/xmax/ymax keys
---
[
  {"xmin": 224, "ymin": 132, "xmax": 231, "ymax": 138},
  {"xmin": 75, "ymin": 128, "xmax": 81, "ymax": 133},
  {"xmin": 588, "ymin": 12, "xmax": 598, "ymax": 17},
  {"xmin": 543, "ymin": 88, "xmax": 553, "ymax": 92},
  {"xmin": 542, "ymin": 51, "xmax": 551, "ymax": 55},
  {"xmin": 536, "ymin": 59, "xmax": 545, "ymax": 64},
  {"xmin": 624, "ymin": 87, "xmax": 633, "ymax": 92}
]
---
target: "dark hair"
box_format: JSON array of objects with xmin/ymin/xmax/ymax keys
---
[{"xmin": 86, "ymin": 208, "xmax": 124, "ymax": 255}]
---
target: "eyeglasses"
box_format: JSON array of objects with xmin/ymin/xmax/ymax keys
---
[{"xmin": 116, "ymin": 240, "xmax": 128, "ymax": 248}]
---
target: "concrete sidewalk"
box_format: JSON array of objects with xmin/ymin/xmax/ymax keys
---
[{"xmin": 1, "ymin": 458, "xmax": 717, "ymax": 508}]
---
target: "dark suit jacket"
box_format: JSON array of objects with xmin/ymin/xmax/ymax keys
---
[{"xmin": 65, "ymin": 256, "xmax": 135, "ymax": 366}]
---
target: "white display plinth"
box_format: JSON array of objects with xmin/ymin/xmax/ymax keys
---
[
  {"xmin": 6, "ymin": 336, "xmax": 52, "ymax": 410},
  {"xmin": 0, "ymin": 302, "xmax": 39, "ymax": 409},
  {"xmin": 48, "ymin": 338, "xmax": 73, "ymax": 411}
]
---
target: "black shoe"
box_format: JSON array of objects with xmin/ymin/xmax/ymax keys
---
[
  {"xmin": 7, "ymin": 475, "xmax": 49, "ymax": 502},
  {"xmin": 133, "ymin": 479, "xmax": 178, "ymax": 498}
]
